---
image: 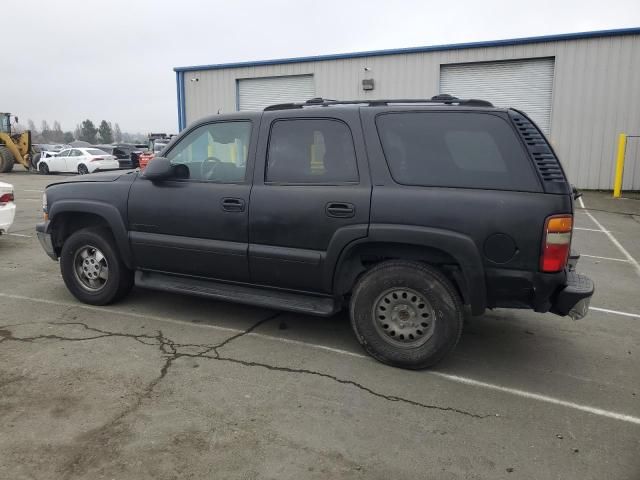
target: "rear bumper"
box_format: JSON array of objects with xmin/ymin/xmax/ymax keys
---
[
  {"xmin": 36, "ymin": 221, "xmax": 57, "ymax": 260},
  {"xmin": 549, "ymin": 271, "xmax": 594, "ymax": 320},
  {"xmin": 0, "ymin": 203, "xmax": 16, "ymax": 235},
  {"xmin": 486, "ymin": 251, "xmax": 594, "ymax": 319}
]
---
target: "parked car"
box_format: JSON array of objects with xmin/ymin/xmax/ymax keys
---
[
  {"xmin": 0, "ymin": 182, "xmax": 16, "ymax": 235},
  {"xmin": 31, "ymin": 144, "xmax": 61, "ymax": 169},
  {"xmin": 36, "ymin": 96, "xmax": 594, "ymax": 369},
  {"xmin": 95, "ymin": 144, "xmax": 144, "ymax": 169},
  {"xmin": 37, "ymin": 147, "xmax": 119, "ymax": 175}
]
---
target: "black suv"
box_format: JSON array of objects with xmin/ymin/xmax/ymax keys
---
[
  {"xmin": 95, "ymin": 144, "xmax": 143, "ymax": 169},
  {"xmin": 36, "ymin": 96, "xmax": 594, "ymax": 369}
]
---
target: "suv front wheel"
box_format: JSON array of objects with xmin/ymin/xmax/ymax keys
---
[
  {"xmin": 350, "ymin": 261, "xmax": 464, "ymax": 369},
  {"xmin": 60, "ymin": 228, "xmax": 134, "ymax": 305}
]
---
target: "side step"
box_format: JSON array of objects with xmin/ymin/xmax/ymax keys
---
[{"xmin": 135, "ymin": 270, "xmax": 340, "ymax": 317}]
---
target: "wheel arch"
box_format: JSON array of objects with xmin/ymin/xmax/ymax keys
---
[
  {"xmin": 332, "ymin": 224, "xmax": 486, "ymax": 315},
  {"xmin": 48, "ymin": 200, "xmax": 134, "ymax": 269}
]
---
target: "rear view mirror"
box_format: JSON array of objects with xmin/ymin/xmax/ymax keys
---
[{"xmin": 143, "ymin": 156, "xmax": 173, "ymax": 181}]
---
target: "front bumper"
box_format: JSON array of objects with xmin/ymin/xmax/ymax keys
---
[{"xmin": 36, "ymin": 222, "xmax": 57, "ymax": 260}]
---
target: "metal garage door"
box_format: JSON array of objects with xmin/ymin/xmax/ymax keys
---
[
  {"xmin": 238, "ymin": 75, "xmax": 315, "ymax": 111},
  {"xmin": 440, "ymin": 58, "xmax": 555, "ymax": 134}
]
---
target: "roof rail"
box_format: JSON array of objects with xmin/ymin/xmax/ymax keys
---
[{"xmin": 263, "ymin": 95, "xmax": 493, "ymax": 111}]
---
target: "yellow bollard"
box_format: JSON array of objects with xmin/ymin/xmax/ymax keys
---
[{"xmin": 613, "ymin": 133, "xmax": 627, "ymax": 198}]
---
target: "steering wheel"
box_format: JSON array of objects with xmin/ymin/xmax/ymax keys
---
[{"xmin": 200, "ymin": 156, "xmax": 222, "ymax": 180}]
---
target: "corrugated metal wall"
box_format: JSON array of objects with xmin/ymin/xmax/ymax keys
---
[{"xmin": 181, "ymin": 34, "xmax": 640, "ymax": 190}]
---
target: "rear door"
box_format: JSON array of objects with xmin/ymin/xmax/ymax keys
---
[
  {"xmin": 249, "ymin": 108, "xmax": 371, "ymax": 293},
  {"xmin": 66, "ymin": 149, "xmax": 85, "ymax": 172}
]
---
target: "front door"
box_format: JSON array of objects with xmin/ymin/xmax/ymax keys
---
[
  {"xmin": 51, "ymin": 149, "xmax": 71, "ymax": 172},
  {"xmin": 127, "ymin": 119, "xmax": 256, "ymax": 281},
  {"xmin": 249, "ymin": 110, "xmax": 371, "ymax": 293}
]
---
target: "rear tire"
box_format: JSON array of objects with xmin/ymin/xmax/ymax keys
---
[
  {"xmin": 60, "ymin": 228, "xmax": 134, "ymax": 305},
  {"xmin": 0, "ymin": 146, "xmax": 16, "ymax": 173},
  {"xmin": 350, "ymin": 260, "xmax": 464, "ymax": 369},
  {"xmin": 38, "ymin": 162, "xmax": 50, "ymax": 175},
  {"xmin": 78, "ymin": 164, "xmax": 89, "ymax": 175}
]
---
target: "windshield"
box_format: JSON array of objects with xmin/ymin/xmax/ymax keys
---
[{"xmin": 85, "ymin": 148, "xmax": 108, "ymax": 155}]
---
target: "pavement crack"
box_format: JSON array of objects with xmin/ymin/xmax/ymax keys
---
[
  {"xmin": 0, "ymin": 317, "xmax": 490, "ymax": 419},
  {"xmin": 213, "ymin": 355, "xmax": 490, "ymax": 419},
  {"xmin": 197, "ymin": 311, "xmax": 282, "ymax": 357}
]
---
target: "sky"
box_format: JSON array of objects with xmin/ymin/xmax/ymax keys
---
[{"xmin": 5, "ymin": 0, "xmax": 640, "ymax": 134}]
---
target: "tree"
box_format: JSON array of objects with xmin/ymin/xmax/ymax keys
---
[
  {"xmin": 28, "ymin": 119, "xmax": 38, "ymax": 135},
  {"xmin": 79, "ymin": 119, "xmax": 98, "ymax": 144},
  {"xmin": 41, "ymin": 120, "xmax": 52, "ymax": 142},
  {"xmin": 113, "ymin": 123, "xmax": 122, "ymax": 143},
  {"xmin": 63, "ymin": 131, "xmax": 74, "ymax": 143},
  {"xmin": 98, "ymin": 120, "xmax": 113, "ymax": 144},
  {"xmin": 52, "ymin": 121, "xmax": 65, "ymax": 143},
  {"xmin": 74, "ymin": 124, "xmax": 82, "ymax": 141}
]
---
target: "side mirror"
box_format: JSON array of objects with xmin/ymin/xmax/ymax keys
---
[
  {"xmin": 143, "ymin": 156, "xmax": 173, "ymax": 181},
  {"xmin": 13, "ymin": 116, "xmax": 19, "ymax": 124}
]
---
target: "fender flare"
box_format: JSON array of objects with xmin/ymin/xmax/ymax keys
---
[
  {"xmin": 333, "ymin": 224, "xmax": 486, "ymax": 315},
  {"xmin": 48, "ymin": 200, "xmax": 134, "ymax": 269}
]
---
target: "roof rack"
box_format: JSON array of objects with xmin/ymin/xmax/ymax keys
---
[{"xmin": 264, "ymin": 94, "xmax": 493, "ymax": 111}]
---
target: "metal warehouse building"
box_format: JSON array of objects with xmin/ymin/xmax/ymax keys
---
[{"xmin": 174, "ymin": 27, "xmax": 640, "ymax": 190}]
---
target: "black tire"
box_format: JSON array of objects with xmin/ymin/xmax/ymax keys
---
[
  {"xmin": 0, "ymin": 145, "xmax": 16, "ymax": 173},
  {"xmin": 78, "ymin": 164, "xmax": 89, "ymax": 175},
  {"xmin": 31, "ymin": 152, "xmax": 41, "ymax": 170},
  {"xmin": 60, "ymin": 228, "xmax": 134, "ymax": 305},
  {"xmin": 38, "ymin": 161, "xmax": 50, "ymax": 175},
  {"xmin": 350, "ymin": 260, "xmax": 464, "ymax": 369}
]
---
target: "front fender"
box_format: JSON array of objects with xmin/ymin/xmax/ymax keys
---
[{"xmin": 48, "ymin": 200, "xmax": 133, "ymax": 269}]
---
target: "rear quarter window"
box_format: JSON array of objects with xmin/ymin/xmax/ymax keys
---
[{"xmin": 376, "ymin": 112, "xmax": 541, "ymax": 192}]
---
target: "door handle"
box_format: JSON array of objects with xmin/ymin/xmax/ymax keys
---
[
  {"xmin": 221, "ymin": 197, "xmax": 245, "ymax": 212},
  {"xmin": 326, "ymin": 202, "xmax": 355, "ymax": 218}
]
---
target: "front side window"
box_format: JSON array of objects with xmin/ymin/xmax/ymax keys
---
[
  {"xmin": 266, "ymin": 119, "xmax": 358, "ymax": 184},
  {"xmin": 167, "ymin": 121, "xmax": 251, "ymax": 182},
  {"xmin": 376, "ymin": 112, "xmax": 541, "ymax": 191}
]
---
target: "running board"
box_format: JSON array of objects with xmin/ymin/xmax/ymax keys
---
[{"xmin": 135, "ymin": 271, "xmax": 340, "ymax": 317}]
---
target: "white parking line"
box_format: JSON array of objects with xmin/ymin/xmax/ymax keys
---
[
  {"xmin": 575, "ymin": 227, "xmax": 606, "ymax": 232},
  {"xmin": 581, "ymin": 254, "xmax": 629, "ymax": 262},
  {"xmin": 579, "ymin": 197, "xmax": 640, "ymax": 278},
  {"xmin": 23, "ymin": 189, "xmax": 43, "ymax": 193},
  {"xmin": 591, "ymin": 307, "xmax": 640, "ymax": 319},
  {"xmin": 0, "ymin": 291, "xmax": 639, "ymax": 425},
  {"xmin": 8, "ymin": 233, "xmax": 32, "ymax": 238}
]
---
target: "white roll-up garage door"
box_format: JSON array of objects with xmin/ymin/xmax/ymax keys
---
[
  {"xmin": 440, "ymin": 58, "xmax": 555, "ymax": 134},
  {"xmin": 238, "ymin": 75, "xmax": 315, "ymax": 111}
]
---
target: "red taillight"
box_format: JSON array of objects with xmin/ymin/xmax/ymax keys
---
[
  {"xmin": 541, "ymin": 215, "xmax": 573, "ymax": 272},
  {"xmin": 90, "ymin": 157, "xmax": 104, "ymax": 162},
  {"xmin": 0, "ymin": 192, "xmax": 14, "ymax": 205}
]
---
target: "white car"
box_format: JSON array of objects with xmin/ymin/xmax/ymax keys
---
[
  {"xmin": 0, "ymin": 182, "xmax": 16, "ymax": 235},
  {"xmin": 37, "ymin": 147, "xmax": 120, "ymax": 175}
]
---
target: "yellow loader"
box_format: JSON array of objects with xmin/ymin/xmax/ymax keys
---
[{"xmin": 0, "ymin": 113, "xmax": 33, "ymax": 173}]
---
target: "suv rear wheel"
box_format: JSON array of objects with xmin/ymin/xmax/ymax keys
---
[
  {"xmin": 350, "ymin": 260, "xmax": 463, "ymax": 369},
  {"xmin": 60, "ymin": 228, "xmax": 134, "ymax": 305}
]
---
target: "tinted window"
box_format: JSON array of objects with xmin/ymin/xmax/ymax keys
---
[
  {"xmin": 266, "ymin": 119, "xmax": 358, "ymax": 184},
  {"xmin": 86, "ymin": 148, "xmax": 107, "ymax": 155},
  {"xmin": 376, "ymin": 112, "xmax": 540, "ymax": 191},
  {"xmin": 59, "ymin": 149, "xmax": 71, "ymax": 157},
  {"xmin": 167, "ymin": 121, "xmax": 251, "ymax": 183}
]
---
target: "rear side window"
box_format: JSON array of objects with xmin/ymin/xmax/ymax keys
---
[
  {"xmin": 266, "ymin": 119, "xmax": 358, "ymax": 184},
  {"xmin": 376, "ymin": 112, "xmax": 540, "ymax": 191}
]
